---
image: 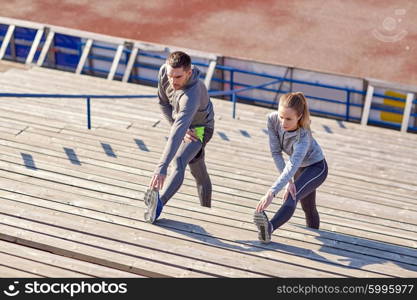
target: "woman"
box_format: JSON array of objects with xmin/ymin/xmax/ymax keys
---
[{"xmin": 254, "ymin": 92, "xmax": 328, "ymax": 244}]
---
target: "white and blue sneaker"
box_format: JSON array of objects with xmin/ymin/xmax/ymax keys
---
[
  {"xmin": 144, "ymin": 189, "xmax": 164, "ymax": 224},
  {"xmin": 253, "ymin": 211, "xmax": 273, "ymax": 244}
]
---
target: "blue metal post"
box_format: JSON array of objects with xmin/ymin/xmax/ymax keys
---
[
  {"xmin": 232, "ymin": 93, "xmax": 237, "ymax": 119},
  {"xmin": 230, "ymin": 70, "xmax": 234, "ymax": 102},
  {"xmin": 346, "ymin": 90, "xmax": 351, "ymax": 121},
  {"xmin": 87, "ymin": 97, "xmax": 91, "ymax": 129}
]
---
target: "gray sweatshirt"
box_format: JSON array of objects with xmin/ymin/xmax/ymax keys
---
[
  {"xmin": 267, "ymin": 111, "xmax": 324, "ymax": 195},
  {"xmin": 155, "ymin": 64, "xmax": 215, "ymax": 175}
]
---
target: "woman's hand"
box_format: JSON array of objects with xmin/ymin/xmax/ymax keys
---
[
  {"xmin": 149, "ymin": 173, "xmax": 166, "ymax": 191},
  {"xmin": 256, "ymin": 190, "xmax": 274, "ymax": 212},
  {"xmin": 283, "ymin": 181, "xmax": 297, "ymax": 202}
]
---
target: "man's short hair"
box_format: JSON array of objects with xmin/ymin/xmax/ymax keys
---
[{"xmin": 167, "ymin": 51, "xmax": 191, "ymax": 70}]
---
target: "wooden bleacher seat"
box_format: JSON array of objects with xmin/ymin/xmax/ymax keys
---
[{"xmin": 0, "ymin": 63, "xmax": 416, "ymax": 277}]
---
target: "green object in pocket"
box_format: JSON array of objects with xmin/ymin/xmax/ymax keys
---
[{"xmin": 194, "ymin": 126, "xmax": 205, "ymax": 143}]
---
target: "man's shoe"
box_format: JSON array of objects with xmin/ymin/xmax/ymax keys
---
[
  {"xmin": 144, "ymin": 189, "xmax": 163, "ymax": 224},
  {"xmin": 253, "ymin": 211, "xmax": 273, "ymax": 244}
]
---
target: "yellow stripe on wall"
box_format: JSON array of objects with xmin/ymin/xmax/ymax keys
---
[{"xmin": 381, "ymin": 91, "xmax": 406, "ymax": 123}]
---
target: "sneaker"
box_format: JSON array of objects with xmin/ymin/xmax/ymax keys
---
[
  {"xmin": 253, "ymin": 211, "xmax": 273, "ymax": 244},
  {"xmin": 144, "ymin": 189, "xmax": 163, "ymax": 223}
]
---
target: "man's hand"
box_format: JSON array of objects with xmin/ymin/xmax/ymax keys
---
[
  {"xmin": 256, "ymin": 190, "xmax": 274, "ymax": 212},
  {"xmin": 184, "ymin": 129, "xmax": 198, "ymax": 143},
  {"xmin": 283, "ymin": 181, "xmax": 297, "ymax": 202},
  {"xmin": 149, "ymin": 174, "xmax": 166, "ymax": 191}
]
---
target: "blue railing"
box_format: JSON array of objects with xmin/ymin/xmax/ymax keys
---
[
  {"xmin": 66, "ymin": 42, "xmax": 413, "ymax": 113},
  {"xmin": 209, "ymin": 78, "xmax": 282, "ymax": 119},
  {"xmin": 1, "ymin": 30, "xmax": 417, "ymax": 132},
  {"xmin": 0, "ymin": 93, "xmax": 157, "ymax": 129},
  {"xmin": 0, "ymin": 79, "xmax": 284, "ymax": 129}
]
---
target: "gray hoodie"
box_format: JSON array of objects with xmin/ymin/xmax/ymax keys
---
[
  {"xmin": 267, "ymin": 111, "xmax": 324, "ymax": 195},
  {"xmin": 155, "ymin": 64, "xmax": 215, "ymax": 175}
]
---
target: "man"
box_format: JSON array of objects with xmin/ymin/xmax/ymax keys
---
[{"xmin": 144, "ymin": 51, "xmax": 215, "ymax": 224}]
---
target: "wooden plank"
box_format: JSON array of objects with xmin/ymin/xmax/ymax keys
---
[
  {"xmin": 22, "ymin": 66, "xmax": 156, "ymax": 93},
  {"xmin": 0, "ymin": 61, "xmax": 29, "ymax": 72},
  {"xmin": 21, "ymin": 68, "xmax": 150, "ymax": 94},
  {"xmin": 30, "ymin": 115, "xmax": 412, "ymax": 177},
  {"xmin": 0, "ymin": 194, "xmax": 414, "ymax": 277},
  {"xmin": 2, "ymin": 150, "xmax": 415, "ymax": 240},
  {"xmin": 0, "ymin": 106, "xmax": 67, "ymax": 130},
  {"xmin": 0, "ymin": 99, "xmax": 131, "ymax": 129},
  {"xmin": 2, "ymin": 119, "xmax": 412, "ymax": 253},
  {"xmin": 0, "ymin": 113, "xmax": 412, "ymax": 212},
  {"xmin": 0, "ymin": 240, "xmax": 141, "ymax": 278},
  {"xmin": 0, "ymin": 152, "xmax": 411, "ymax": 251},
  {"xmin": 1, "ymin": 145, "xmax": 416, "ymax": 231},
  {"xmin": 2, "ymin": 173, "xmax": 415, "ymax": 262},
  {"xmin": 0, "ymin": 159, "xmax": 412, "ymax": 274},
  {"xmin": 0, "ymin": 97, "xmax": 157, "ymax": 128},
  {"xmin": 0, "ymin": 200, "xmax": 285, "ymax": 278},
  {"xmin": 1, "ymin": 88, "xmax": 402, "ymax": 163},
  {"xmin": 4, "ymin": 66, "xmax": 417, "ymax": 148},
  {"xmin": 2, "ymin": 155, "xmax": 416, "ymax": 252},
  {"xmin": 0, "ymin": 196, "xmax": 391, "ymax": 277},
  {"xmin": 0, "ymin": 265, "xmax": 42, "ymax": 277},
  {"xmin": 7, "ymin": 126, "xmax": 416, "ymax": 216},
  {"xmin": 0, "ymin": 121, "xmax": 28, "ymax": 132},
  {"xmin": 3, "ymin": 124, "xmax": 416, "ymax": 217},
  {"xmin": 4, "ymin": 69, "xmax": 416, "ymax": 154},
  {"xmin": 1, "ymin": 150, "xmax": 414, "ymax": 255},
  {"xmin": 0, "ymin": 125, "xmax": 24, "ymax": 135},
  {"xmin": 0, "ymin": 74, "xmax": 412, "ymax": 192},
  {"xmin": 6, "ymin": 134, "xmax": 413, "ymax": 211},
  {"xmin": 5, "ymin": 173, "xmax": 417, "ymax": 264},
  {"xmin": 0, "ymin": 222, "xmax": 211, "ymax": 278},
  {"xmin": 0, "ymin": 162, "xmax": 416, "ymax": 264},
  {"xmin": 92, "ymin": 124, "xmax": 417, "ymax": 179},
  {"xmin": 29, "ymin": 124, "xmax": 417, "ymax": 193},
  {"xmin": 0, "ymin": 67, "xmax": 416, "ymax": 278},
  {"xmin": 0, "ymin": 252, "xmax": 90, "ymax": 277}
]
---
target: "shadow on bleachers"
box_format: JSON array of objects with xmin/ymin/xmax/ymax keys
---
[
  {"xmin": 1, "ymin": 64, "xmax": 416, "ymax": 277},
  {"xmin": 302, "ymin": 227, "xmax": 417, "ymax": 274},
  {"xmin": 101, "ymin": 142, "xmax": 117, "ymax": 158},
  {"xmin": 336, "ymin": 120, "xmax": 346, "ymax": 129},
  {"xmin": 159, "ymin": 219, "xmax": 345, "ymax": 271},
  {"xmin": 239, "ymin": 130, "xmax": 251, "ymax": 138},
  {"xmin": 322, "ymin": 125, "xmax": 333, "ymax": 134},
  {"xmin": 63, "ymin": 147, "xmax": 82, "ymax": 165},
  {"xmin": 21, "ymin": 153, "xmax": 37, "ymax": 170},
  {"xmin": 134, "ymin": 138, "xmax": 150, "ymax": 152},
  {"xmin": 158, "ymin": 218, "xmax": 255, "ymax": 252},
  {"xmin": 217, "ymin": 131, "xmax": 230, "ymax": 141}
]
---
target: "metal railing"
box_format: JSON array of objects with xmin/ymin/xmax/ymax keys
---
[
  {"xmin": 0, "ymin": 93, "xmax": 156, "ymax": 129},
  {"xmin": 0, "ymin": 79, "xmax": 284, "ymax": 129},
  {"xmin": 77, "ymin": 47, "xmax": 417, "ymax": 131},
  {"xmin": 1, "ymin": 25, "xmax": 417, "ymax": 132}
]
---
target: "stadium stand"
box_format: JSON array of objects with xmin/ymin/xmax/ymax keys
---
[{"xmin": 0, "ymin": 62, "xmax": 416, "ymax": 277}]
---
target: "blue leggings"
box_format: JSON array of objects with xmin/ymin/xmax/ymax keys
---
[{"xmin": 270, "ymin": 159, "xmax": 328, "ymax": 231}]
